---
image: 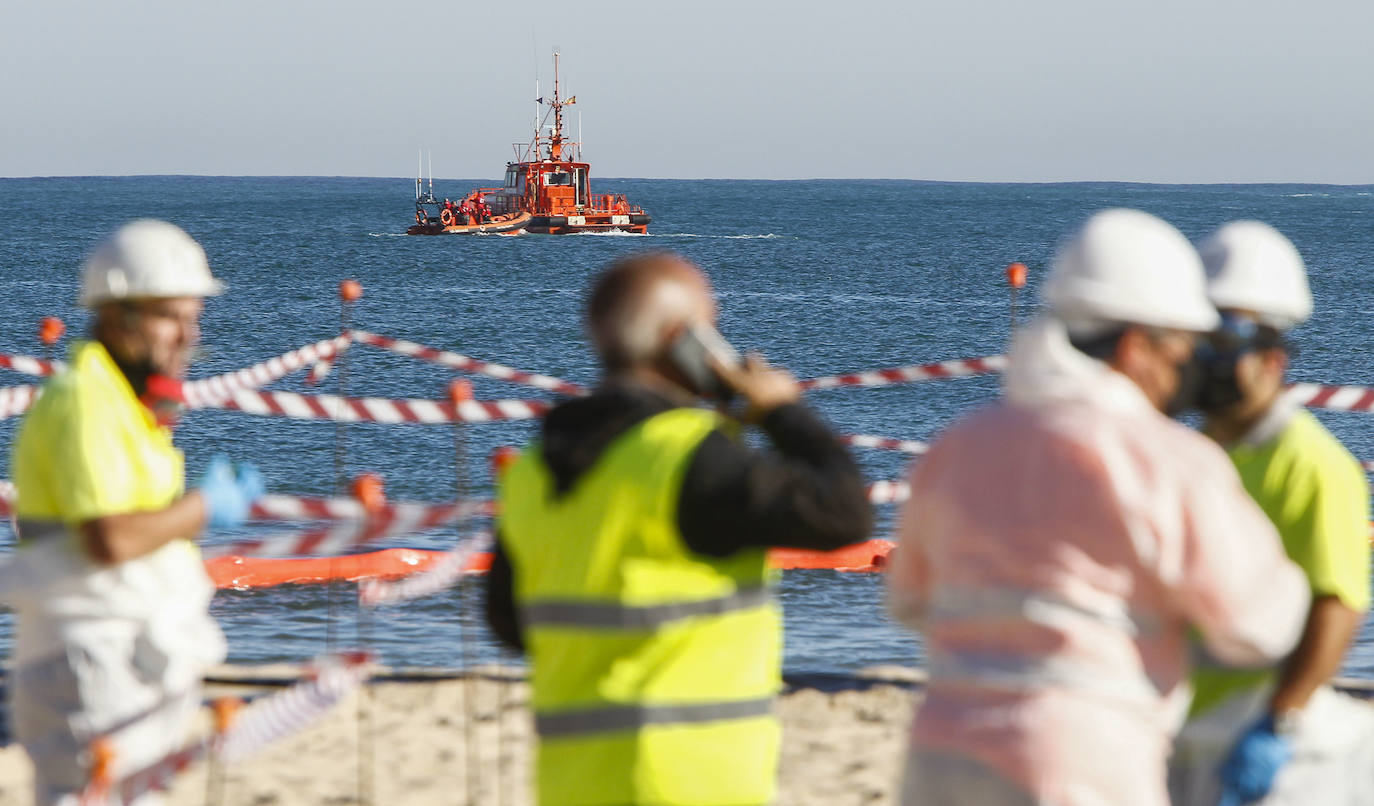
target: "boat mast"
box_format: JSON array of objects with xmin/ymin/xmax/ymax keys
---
[{"xmin": 550, "ymin": 52, "xmax": 564, "ymax": 161}]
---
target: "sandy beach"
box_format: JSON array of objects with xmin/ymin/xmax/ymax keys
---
[{"xmin": 0, "ymin": 665, "xmax": 920, "ymax": 806}]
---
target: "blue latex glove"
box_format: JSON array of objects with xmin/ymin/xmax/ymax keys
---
[
  {"xmin": 1216, "ymin": 716, "xmax": 1293, "ymax": 806},
  {"xmin": 198, "ymin": 455, "xmax": 266, "ymax": 530}
]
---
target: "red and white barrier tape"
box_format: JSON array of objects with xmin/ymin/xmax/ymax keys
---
[
  {"xmin": 867, "ymin": 480, "xmax": 911, "ymax": 504},
  {"xmin": 216, "ymin": 652, "xmax": 373, "ymax": 763},
  {"xmin": 251, "ymin": 494, "xmax": 494, "ymax": 523},
  {"xmin": 0, "ymin": 385, "xmax": 37, "ymax": 420},
  {"xmin": 86, "ymin": 653, "xmax": 371, "ymax": 804},
  {"xmin": 359, "ymin": 533, "xmax": 493, "ymax": 606},
  {"xmin": 305, "ymin": 352, "xmax": 341, "ymax": 385},
  {"xmin": 182, "ymin": 335, "xmax": 351, "ymax": 407},
  {"xmin": 0, "ymin": 354, "xmax": 61, "ymax": 377},
  {"xmin": 89, "ymin": 735, "xmax": 210, "ymax": 805},
  {"xmin": 207, "ymin": 388, "xmax": 550, "ymax": 424},
  {"xmin": 351, "ymin": 330, "xmax": 585, "ymax": 396},
  {"xmin": 0, "ymin": 484, "xmax": 495, "ymax": 525},
  {"xmin": 1288, "ymin": 383, "xmax": 1374, "ymax": 413},
  {"xmin": 800, "ymin": 355, "xmax": 1008, "ymax": 390},
  {"xmin": 841, "ymin": 434, "xmax": 930, "ymax": 454},
  {"xmin": 206, "ymin": 499, "xmax": 492, "ymax": 559}
]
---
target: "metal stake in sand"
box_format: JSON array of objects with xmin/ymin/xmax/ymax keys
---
[
  {"xmin": 1005, "ymin": 262, "xmax": 1028, "ymax": 329},
  {"xmin": 450, "ymin": 378, "xmax": 480, "ymax": 805},
  {"xmin": 489, "ymin": 445, "xmax": 521, "ymax": 806},
  {"xmin": 38, "ymin": 316, "xmax": 64, "ymax": 362},
  {"xmin": 328, "ymin": 280, "xmax": 364, "ymax": 653},
  {"xmin": 205, "ymin": 696, "xmax": 243, "ymax": 806},
  {"xmin": 351, "ymin": 472, "xmax": 385, "ymax": 806}
]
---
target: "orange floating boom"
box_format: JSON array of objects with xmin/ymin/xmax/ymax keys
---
[{"xmin": 204, "ymin": 539, "xmax": 896, "ymax": 589}]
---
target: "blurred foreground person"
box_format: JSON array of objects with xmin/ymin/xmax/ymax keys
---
[
  {"xmin": 4, "ymin": 220, "xmax": 264, "ymax": 805},
  {"xmin": 888, "ymin": 209, "xmax": 1310, "ymax": 806},
  {"xmin": 1169, "ymin": 222, "xmax": 1374, "ymax": 806},
  {"xmin": 485, "ymin": 252, "xmax": 870, "ymax": 805}
]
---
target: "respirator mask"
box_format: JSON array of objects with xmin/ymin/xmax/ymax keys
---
[{"xmin": 1194, "ymin": 313, "xmax": 1286, "ymax": 416}]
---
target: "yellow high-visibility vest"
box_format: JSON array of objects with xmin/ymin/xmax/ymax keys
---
[{"xmin": 500, "ymin": 407, "xmax": 781, "ymax": 806}]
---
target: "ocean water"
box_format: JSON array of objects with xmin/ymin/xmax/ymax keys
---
[{"xmin": 1, "ymin": 176, "xmax": 1373, "ymax": 677}]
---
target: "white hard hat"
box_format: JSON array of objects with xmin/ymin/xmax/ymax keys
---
[
  {"xmin": 1199, "ymin": 220, "xmax": 1312, "ymax": 330},
  {"xmin": 1045, "ymin": 208, "xmax": 1219, "ymax": 333},
  {"xmin": 80, "ymin": 219, "xmax": 224, "ymax": 308}
]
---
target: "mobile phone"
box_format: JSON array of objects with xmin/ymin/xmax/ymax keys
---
[{"xmin": 668, "ymin": 322, "xmax": 741, "ymax": 399}]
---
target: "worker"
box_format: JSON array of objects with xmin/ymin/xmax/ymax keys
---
[
  {"xmin": 1168, "ymin": 221, "xmax": 1374, "ymax": 806},
  {"xmin": 4, "ymin": 219, "xmax": 265, "ymax": 805},
  {"xmin": 485, "ymin": 251, "xmax": 870, "ymax": 805},
  {"xmin": 888, "ymin": 209, "xmax": 1310, "ymax": 806}
]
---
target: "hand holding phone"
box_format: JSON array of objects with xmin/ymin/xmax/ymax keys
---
[
  {"xmin": 668, "ymin": 323, "xmax": 800, "ymax": 417},
  {"xmin": 668, "ymin": 322, "xmax": 741, "ymax": 400}
]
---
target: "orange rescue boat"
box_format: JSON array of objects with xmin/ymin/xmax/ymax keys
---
[{"xmin": 407, "ymin": 52, "xmax": 650, "ymax": 236}]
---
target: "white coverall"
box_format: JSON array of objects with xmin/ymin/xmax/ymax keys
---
[{"xmin": 889, "ymin": 316, "xmax": 1311, "ymax": 806}]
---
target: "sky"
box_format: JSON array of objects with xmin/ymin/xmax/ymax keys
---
[{"xmin": 3, "ymin": 0, "xmax": 1372, "ymax": 182}]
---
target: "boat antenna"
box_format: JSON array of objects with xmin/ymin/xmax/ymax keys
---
[
  {"xmin": 428, "ymin": 149, "xmax": 433, "ymax": 196},
  {"xmin": 416, "ymin": 149, "xmax": 422, "ymax": 200},
  {"xmin": 578, "ymin": 111, "xmax": 583, "ymax": 161}
]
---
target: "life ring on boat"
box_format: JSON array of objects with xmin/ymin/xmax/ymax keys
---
[
  {"xmin": 415, "ymin": 209, "xmax": 426, "ymax": 225},
  {"xmin": 440, "ymin": 209, "xmax": 455, "ymax": 227}
]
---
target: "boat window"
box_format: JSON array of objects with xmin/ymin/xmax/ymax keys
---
[
  {"xmin": 545, "ymin": 172, "xmax": 572, "ymax": 186},
  {"xmin": 504, "ymin": 169, "xmax": 518, "ymax": 188},
  {"xmin": 575, "ymin": 168, "xmax": 587, "ymax": 207}
]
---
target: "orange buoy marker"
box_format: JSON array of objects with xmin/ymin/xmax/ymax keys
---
[
  {"xmin": 448, "ymin": 378, "xmax": 474, "ymax": 405},
  {"xmin": 1006, "ymin": 262, "xmax": 1028, "ymax": 328},
  {"xmin": 490, "ymin": 445, "xmax": 520, "ymax": 477},
  {"xmin": 211, "ymin": 696, "xmax": 243, "ymax": 734},
  {"xmin": 38, "ymin": 316, "xmax": 65, "ymax": 346},
  {"xmin": 339, "ymin": 279, "xmax": 364, "ymax": 303},
  {"xmin": 38, "ymin": 316, "xmax": 65, "ymax": 361},
  {"xmin": 85, "ymin": 737, "xmax": 116, "ymax": 801},
  {"xmin": 351, "ymin": 472, "xmax": 387, "ymax": 515}
]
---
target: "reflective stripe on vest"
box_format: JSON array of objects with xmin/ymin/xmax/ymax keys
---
[
  {"xmin": 15, "ymin": 519, "xmax": 69, "ymax": 543},
  {"xmin": 925, "ymin": 585, "xmax": 1167, "ymax": 703},
  {"xmin": 536, "ymin": 696, "xmax": 774, "ymax": 737},
  {"xmin": 927, "ymin": 649, "xmax": 1165, "ymax": 704},
  {"xmin": 928, "ymin": 585, "xmax": 1164, "ymax": 638},
  {"xmin": 522, "ymin": 585, "xmax": 771, "ymax": 630}
]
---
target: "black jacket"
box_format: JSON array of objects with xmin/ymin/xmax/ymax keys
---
[{"xmin": 484, "ymin": 383, "xmax": 871, "ymax": 651}]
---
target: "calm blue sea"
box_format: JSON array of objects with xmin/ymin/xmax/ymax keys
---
[{"xmin": 1, "ymin": 176, "xmax": 1372, "ymax": 676}]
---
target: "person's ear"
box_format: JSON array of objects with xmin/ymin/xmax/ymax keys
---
[
  {"xmin": 1111, "ymin": 327, "xmax": 1149, "ymax": 374},
  {"xmin": 1266, "ymin": 347, "xmax": 1289, "ymax": 378}
]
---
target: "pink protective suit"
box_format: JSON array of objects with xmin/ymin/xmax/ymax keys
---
[{"xmin": 889, "ymin": 317, "xmax": 1310, "ymax": 806}]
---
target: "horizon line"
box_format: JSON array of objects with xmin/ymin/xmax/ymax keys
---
[{"xmin": 3, "ymin": 173, "xmax": 1374, "ymax": 187}]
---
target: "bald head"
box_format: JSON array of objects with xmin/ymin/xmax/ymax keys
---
[{"xmin": 587, "ymin": 252, "xmax": 716, "ymax": 371}]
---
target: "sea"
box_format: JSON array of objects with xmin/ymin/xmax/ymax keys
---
[{"xmin": 1, "ymin": 176, "xmax": 1373, "ymax": 678}]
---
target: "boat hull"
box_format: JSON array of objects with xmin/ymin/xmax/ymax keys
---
[
  {"xmin": 406, "ymin": 211, "xmax": 531, "ymax": 235},
  {"xmin": 525, "ymin": 212, "xmax": 651, "ymax": 235}
]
